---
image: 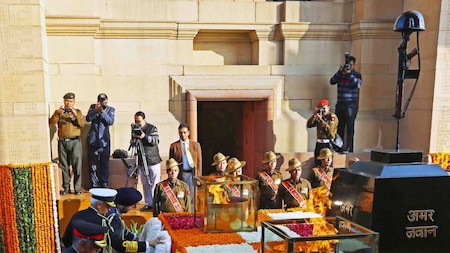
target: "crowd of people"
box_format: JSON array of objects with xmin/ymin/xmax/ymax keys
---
[{"xmin": 56, "ymin": 54, "xmax": 362, "ymax": 252}]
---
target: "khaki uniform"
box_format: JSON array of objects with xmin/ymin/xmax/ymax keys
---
[
  {"xmin": 276, "ymin": 178, "xmax": 312, "ymax": 209},
  {"xmin": 49, "ymin": 109, "xmax": 85, "ymax": 193},
  {"xmin": 306, "ymin": 112, "xmax": 338, "ymax": 165},
  {"xmin": 153, "ymin": 179, "xmax": 191, "ymax": 217},
  {"xmin": 306, "ymin": 113, "xmax": 338, "ymax": 139},
  {"xmin": 257, "ymin": 169, "xmax": 283, "ymax": 209},
  {"xmin": 311, "ymin": 167, "xmax": 334, "ymax": 190}
]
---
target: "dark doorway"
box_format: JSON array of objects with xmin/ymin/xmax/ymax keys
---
[{"xmin": 198, "ymin": 101, "xmax": 243, "ymax": 176}]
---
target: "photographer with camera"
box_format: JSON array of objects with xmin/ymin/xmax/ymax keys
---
[
  {"xmin": 330, "ymin": 53, "xmax": 362, "ymax": 153},
  {"xmin": 307, "ymin": 99, "xmax": 338, "ymax": 166},
  {"xmin": 130, "ymin": 111, "xmax": 162, "ymax": 211},
  {"xmin": 49, "ymin": 92, "xmax": 85, "ymax": 195},
  {"xmin": 86, "ymin": 93, "xmax": 115, "ymax": 188}
]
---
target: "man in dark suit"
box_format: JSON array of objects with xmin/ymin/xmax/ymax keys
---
[{"xmin": 169, "ymin": 123, "xmax": 202, "ymax": 207}]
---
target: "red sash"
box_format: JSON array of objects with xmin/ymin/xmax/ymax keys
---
[
  {"xmin": 226, "ymin": 184, "xmax": 240, "ymax": 197},
  {"xmin": 282, "ymin": 181, "xmax": 307, "ymax": 208},
  {"xmin": 260, "ymin": 171, "xmax": 278, "ymax": 194},
  {"xmin": 161, "ymin": 181, "xmax": 183, "ymax": 212},
  {"xmin": 316, "ymin": 168, "xmax": 332, "ymax": 190}
]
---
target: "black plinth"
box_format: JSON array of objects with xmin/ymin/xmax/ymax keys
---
[{"xmin": 371, "ymin": 149, "xmax": 423, "ymax": 163}]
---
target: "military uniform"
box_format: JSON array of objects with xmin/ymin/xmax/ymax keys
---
[
  {"xmin": 311, "ymin": 167, "xmax": 334, "ymax": 189},
  {"xmin": 62, "ymin": 207, "xmax": 115, "ymax": 252},
  {"xmin": 276, "ymin": 178, "xmax": 312, "ymax": 209},
  {"xmin": 257, "ymin": 169, "xmax": 283, "ymax": 209},
  {"xmin": 153, "ymin": 179, "xmax": 191, "ymax": 217},
  {"xmin": 49, "ymin": 93, "xmax": 85, "ymax": 194},
  {"xmin": 63, "ymin": 219, "xmax": 108, "ymax": 253},
  {"xmin": 307, "ymin": 105, "xmax": 338, "ymax": 165}
]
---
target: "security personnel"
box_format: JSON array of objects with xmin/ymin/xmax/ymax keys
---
[
  {"xmin": 49, "ymin": 92, "xmax": 85, "ymax": 195},
  {"xmin": 256, "ymin": 151, "xmax": 283, "ymax": 209},
  {"xmin": 64, "ymin": 219, "xmax": 108, "ymax": 253},
  {"xmin": 311, "ymin": 148, "xmax": 335, "ymax": 191},
  {"xmin": 306, "ymin": 99, "xmax": 338, "ymax": 166},
  {"xmin": 276, "ymin": 158, "xmax": 312, "ymax": 210},
  {"xmin": 153, "ymin": 158, "xmax": 191, "ymax": 217},
  {"xmin": 86, "ymin": 93, "xmax": 115, "ymax": 188}
]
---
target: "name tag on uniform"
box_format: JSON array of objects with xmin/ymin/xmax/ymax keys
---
[
  {"xmin": 275, "ymin": 179, "xmax": 281, "ymax": 185},
  {"xmin": 177, "ymin": 191, "xmax": 185, "ymax": 198}
]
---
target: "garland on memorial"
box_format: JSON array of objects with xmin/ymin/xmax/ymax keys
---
[
  {"xmin": 429, "ymin": 152, "xmax": 450, "ymax": 171},
  {"xmin": 0, "ymin": 163, "xmax": 57, "ymax": 253}
]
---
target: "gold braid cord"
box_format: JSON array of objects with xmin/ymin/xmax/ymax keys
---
[{"xmin": 122, "ymin": 241, "xmax": 139, "ymax": 252}]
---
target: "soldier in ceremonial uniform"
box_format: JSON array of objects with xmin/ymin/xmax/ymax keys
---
[
  {"xmin": 225, "ymin": 157, "xmax": 246, "ymax": 180},
  {"xmin": 153, "ymin": 158, "xmax": 191, "ymax": 217},
  {"xmin": 106, "ymin": 187, "xmax": 163, "ymax": 253},
  {"xmin": 311, "ymin": 148, "xmax": 334, "ymax": 191},
  {"xmin": 63, "ymin": 188, "xmax": 161, "ymax": 253},
  {"xmin": 49, "ymin": 92, "xmax": 85, "ymax": 195},
  {"xmin": 256, "ymin": 151, "xmax": 283, "ymax": 209},
  {"xmin": 306, "ymin": 99, "xmax": 338, "ymax": 166},
  {"xmin": 64, "ymin": 219, "xmax": 108, "ymax": 253},
  {"xmin": 276, "ymin": 158, "xmax": 312, "ymax": 210},
  {"xmin": 210, "ymin": 152, "xmax": 229, "ymax": 177},
  {"xmin": 62, "ymin": 188, "xmax": 117, "ymax": 252}
]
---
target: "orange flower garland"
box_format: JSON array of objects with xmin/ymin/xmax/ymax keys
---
[
  {"xmin": 30, "ymin": 163, "xmax": 56, "ymax": 253},
  {"xmin": 429, "ymin": 153, "xmax": 450, "ymax": 171},
  {"xmin": 0, "ymin": 165, "xmax": 20, "ymax": 253},
  {"xmin": 0, "ymin": 163, "xmax": 56, "ymax": 253}
]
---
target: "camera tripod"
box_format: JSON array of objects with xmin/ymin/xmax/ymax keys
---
[{"xmin": 125, "ymin": 138, "xmax": 153, "ymax": 191}]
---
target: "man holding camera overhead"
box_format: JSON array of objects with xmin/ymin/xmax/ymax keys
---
[
  {"xmin": 49, "ymin": 92, "xmax": 85, "ymax": 195},
  {"xmin": 307, "ymin": 99, "xmax": 338, "ymax": 166},
  {"xmin": 330, "ymin": 53, "xmax": 362, "ymax": 153},
  {"xmin": 86, "ymin": 93, "xmax": 115, "ymax": 188},
  {"xmin": 131, "ymin": 111, "xmax": 162, "ymax": 211}
]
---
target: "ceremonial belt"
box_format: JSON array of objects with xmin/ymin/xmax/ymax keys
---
[
  {"xmin": 316, "ymin": 168, "xmax": 332, "ymax": 190},
  {"xmin": 226, "ymin": 184, "xmax": 240, "ymax": 197},
  {"xmin": 282, "ymin": 181, "xmax": 306, "ymax": 208},
  {"xmin": 260, "ymin": 171, "xmax": 278, "ymax": 194},
  {"xmin": 161, "ymin": 181, "xmax": 183, "ymax": 212}
]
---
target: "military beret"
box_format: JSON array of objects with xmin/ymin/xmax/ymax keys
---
[
  {"xmin": 63, "ymin": 92, "xmax": 75, "ymax": 99},
  {"xmin": 72, "ymin": 219, "xmax": 108, "ymax": 248},
  {"xmin": 317, "ymin": 99, "xmax": 329, "ymax": 107},
  {"xmin": 115, "ymin": 187, "xmax": 142, "ymax": 206},
  {"xmin": 97, "ymin": 93, "xmax": 108, "ymax": 101},
  {"xmin": 89, "ymin": 188, "xmax": 117, "ymax": 206}
]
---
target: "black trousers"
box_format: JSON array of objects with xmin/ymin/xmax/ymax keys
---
[{"xmin": 335, "ymin": 102, "xmax": 358, "ymax": 152}]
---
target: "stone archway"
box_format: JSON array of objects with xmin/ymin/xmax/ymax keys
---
[{"xmin": 169, "ymin": 75, "xmax": 283, "ymax": 177}]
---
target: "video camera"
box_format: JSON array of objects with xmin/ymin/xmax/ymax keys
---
[
  {"xmin": 63, "ymin": 107, "xmax": 72, "ymax": 114},
  {"xmin": 131, "ymin": 123, "xmax": 143, "ymax": 138}
]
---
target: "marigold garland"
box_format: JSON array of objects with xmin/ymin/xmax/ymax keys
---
[
  {"xmin": 30, "ymin": 163, "xmax": 56, "ymax": 253},
  {"xmin": 0, "ymin": 165, "xmax": 20, "ymax": 253},
  {"xmin": 0, "ymin": 163, "xmax": 56, "ymax": 253},
  {"xmin": 429, "ymin": 153, "xmax": 450, "ymax": 171}
]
